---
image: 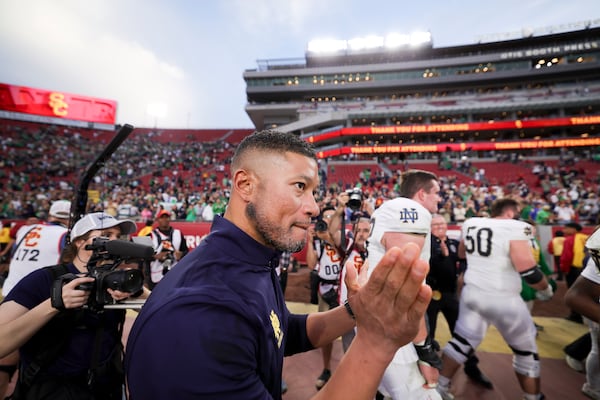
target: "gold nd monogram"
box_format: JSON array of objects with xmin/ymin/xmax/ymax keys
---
[
  {"xmin": 270, "ymin": 310, "xmax": 284, "ymax": 348},
  {"xmin": 48, "ymin": 92, "xmax": 68, "ymax": 116}
]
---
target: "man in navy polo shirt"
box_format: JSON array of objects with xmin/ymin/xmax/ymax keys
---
[{"xmin": 125, "ymin": 130, "xmax": 432, "ymax": 400}]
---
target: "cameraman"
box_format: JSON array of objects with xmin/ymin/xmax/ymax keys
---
[
  {"xmin": 0, "ymin": 212, "xmax": 150, "ymax": 399},
  {"xmin": 306, "ymin": 195, "xmax": 354, "ymax": 390}
]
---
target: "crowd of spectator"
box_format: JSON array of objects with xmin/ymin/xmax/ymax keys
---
[{"xmin": 0, "ymin": 120, "xmax": 598, "ymax": 227}]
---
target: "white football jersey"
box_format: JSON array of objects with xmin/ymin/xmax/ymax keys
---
[
  {"xmin": 461, "ymin": 217, "xmax": 534, "ymax": 294},
  {"xmin": 366, "ymin": 197, "xmax": 432, "ymax": 365},
  {"xmin": 367, "ymin": 197, "xmax": 432, "ymax": 276},
  {"xmin": 3, "ymin": 223, "xmax": 68, "ymax": 296}
]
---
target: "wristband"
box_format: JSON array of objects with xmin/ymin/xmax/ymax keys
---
[
  {"xmin": 415, "ymin": 340, "xmax": 443, "ymax": 370},
  {"xmin": 50, "ymin": 273, "xmax": 80, "ymax": 311},
  {"xmin": 343, "ymin": 299, "xmax": 355, "ymax": 320},
  {"xmin": 50, "ymin": 278, "xmax": 67, "ymax": 311}
]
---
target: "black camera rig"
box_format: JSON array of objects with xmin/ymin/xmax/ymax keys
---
[
  {"xmin": 53, "ymin": 237, "xmax": 153, "ymax": 313},
  {"xmin": 84, "ymin": 237, "xmax": 153, "ymax": 310}
]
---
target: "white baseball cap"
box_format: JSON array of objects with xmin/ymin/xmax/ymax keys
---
[
  {"xmin": 70, "ymin": 212, "xmax": 137, "ymax": 241},
  {"xmin": 49, "ymin": 200, "xmax": 71, "ymax": 219}
]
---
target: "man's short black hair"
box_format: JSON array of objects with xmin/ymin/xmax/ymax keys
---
[{"xmin": 232, "ymin": 130, "xmax": 316, "ymax": 170}]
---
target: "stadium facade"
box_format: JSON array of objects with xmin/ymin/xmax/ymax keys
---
[{"xmin": 244, "ymin": 24, "xmax": 600, "ymax": 159}]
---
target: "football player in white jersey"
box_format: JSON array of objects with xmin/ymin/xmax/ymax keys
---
[
  {"xmin": 0, "ymin": 200, "xmax": 71, "ymax": 398},
  {"xmin": 565, "ymin": 227, "xmax": 600, "ymax": 400},
  {"xmin": 366, "ymin": 169, "xmax": 442, "ymax": 400},
  {"xmin": 436, "ymin": 198, "xmax": 553, "ymax": 400}
]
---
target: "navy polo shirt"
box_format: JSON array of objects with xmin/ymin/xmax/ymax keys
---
[{"xmin": 125, "ymin": 216, "xmax": 313, "ymax": 400}]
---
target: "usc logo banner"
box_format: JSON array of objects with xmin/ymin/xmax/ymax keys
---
[
  {"xmin": 48, "ymin": 92, "xmax": 69, "ymax": 117},
  {"xmin": 0, "ymin": 82, "xmax": 117, "ymax": 124}
]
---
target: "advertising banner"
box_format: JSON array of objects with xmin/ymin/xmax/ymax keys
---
[{"xmin": 0, "ymin": 83, "xmax": 117, "ymax": 124}]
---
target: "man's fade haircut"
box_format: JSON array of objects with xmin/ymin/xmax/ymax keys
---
[
  {"xmin": 490, "ymin": 198, "xmax": 519, "ymax": 217},
  {"xmin": 399, "ymin": 169, "xmax": 438, "ymax": 198},
  {"xmin": 231, "ymin": 130, "xmax": 316, "ymax": 170}
]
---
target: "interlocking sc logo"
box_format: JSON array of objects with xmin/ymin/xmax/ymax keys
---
[{"xmin": 48, "ymin": 92, "xmax": 68, "ymax": 116}]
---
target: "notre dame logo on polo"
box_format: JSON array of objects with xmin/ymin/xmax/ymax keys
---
[
  {"xmin": 398, "ymin": 208, "xmax": 419, "ymax": 223},
  {"xmin": 270, "ymin": 310, "xmax": 284, "ymax": 348}
]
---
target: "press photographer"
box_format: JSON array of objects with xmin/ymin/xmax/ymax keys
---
[
  {"xmin": 147, "ymin": 209, "xmax": 189, "ymax": 289},
  {"xmin": 306, "ymin": 194, "xmax": 355, "ymax": 390},
  {"xmin": 0, "ymin": 212, "xmax": 151, "ymax": 400},
  {"xmin": 345, "ymin": 187, "xmax": 364, "ymax": 212}
]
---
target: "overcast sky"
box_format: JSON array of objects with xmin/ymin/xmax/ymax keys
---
[{"xmin": 1, "ymin": 0, "xmax": 599, "ymax": 129}]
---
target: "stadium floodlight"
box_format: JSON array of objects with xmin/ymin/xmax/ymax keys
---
[
  {"xmin": 348, "ymin": 35, "xmax": 384, "ymax": 51},
  {"xmin": 385, "ymin": 33, "xmax": 411, "ymax": 49},
  {"xmin": 409, "ymin": 31, "xmax": 432, "ymax": 47},
  {"xmin": 307, "ymin": 39, "xmax": 347, "ymax": 54},
  {"xmin": 308, "ymin": 30, "xmax": 432, "ymax": 55}
]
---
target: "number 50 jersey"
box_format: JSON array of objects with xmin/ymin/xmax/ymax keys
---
[{"xmin": 461, "ymin": 217, "xmax": 534, "ymax": 295}]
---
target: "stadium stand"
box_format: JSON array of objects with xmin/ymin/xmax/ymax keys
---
[{"xmin": 1, "ymin": 26, "xmax": 599, "ymax": 227}]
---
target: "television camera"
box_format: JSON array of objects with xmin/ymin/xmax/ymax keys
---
[{"xmin": 53, "ymin": 237, "xmax": 154, "ymax": 312}]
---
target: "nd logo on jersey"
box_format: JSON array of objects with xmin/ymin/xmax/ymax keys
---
[{"xmin": 398, "ymin": 208, "xmax": 419, "ymax": 223}]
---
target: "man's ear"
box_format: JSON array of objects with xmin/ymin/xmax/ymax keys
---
[
  {"xmin": 415, "ymin": 188, "xmax": 426, "ymax": 203},
  {"xmin": 232, "ymin": 169, "xmax": 254, "ymax": 201}
]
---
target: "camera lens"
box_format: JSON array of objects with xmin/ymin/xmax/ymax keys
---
[
  {"xmin": 346, "ymin": 189, "xmax": 363, "ymax": 211},
  {"xmin": 103, "ymin": 269, "xmax": 144, "ymax": 293},
  {"xmin": 315, "ymin": 220, "xmax": 328, "ymax": 232}
]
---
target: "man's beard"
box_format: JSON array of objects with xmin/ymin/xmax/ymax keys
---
[{"xmin": 246, "ymin": 202, "xmax": 305, "ymax": 253}]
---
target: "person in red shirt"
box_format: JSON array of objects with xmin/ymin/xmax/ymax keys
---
[
  {"xmin": 561, "ymin": 222, "xmax": 590, "ymax": 323},
  {"xmin": 547, "ymin": 230, "xmax": 565, "ymax": 280}
]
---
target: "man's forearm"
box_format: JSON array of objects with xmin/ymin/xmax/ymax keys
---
[
  {"xmin": 312, "ymin": 332, "xmax": 394, "ymax": 400},
  {"xmin": 306, "ymin": 305, "xmax": 355, "ymax": 348}
]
